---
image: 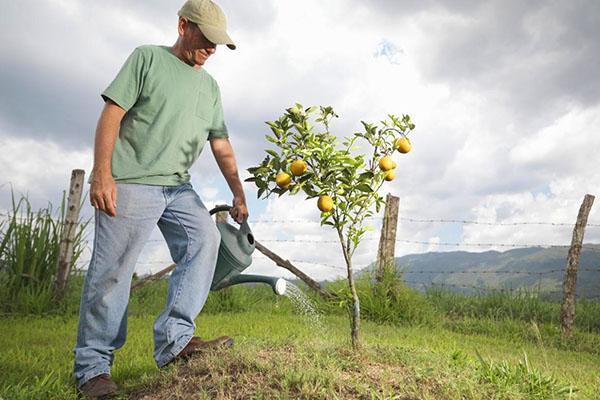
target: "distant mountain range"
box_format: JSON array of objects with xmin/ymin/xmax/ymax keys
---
[{"xmin": 357, "ymin": 244, "xmax": 600, "ymax": 299}]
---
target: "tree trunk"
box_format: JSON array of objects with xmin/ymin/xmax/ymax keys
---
[{"xmin": 337, "ymin": 228, "xmax": 360, "ymax": 350}]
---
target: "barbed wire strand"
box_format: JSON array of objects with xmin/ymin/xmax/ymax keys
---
[
  {"xmin": 2, "ymin": 211, "xmax": 599, "ymax": 227},
  {"xmin": 403, "ymin": 280, "xmax": 565, "ymax": 294},
  {"xmin": 234, "ymin": 237, "xmax": 600, "ymax": 250},
  {"xmin": 244, "ymin": 216, "xmax": 600, "ymax": 228},
  {"xmin": 73, "ymin": 253, "xmax": 600, "ymax": 275},
  {"xmin": 69, "ymin": 259, "xmax": 598, "ymax": 298}
]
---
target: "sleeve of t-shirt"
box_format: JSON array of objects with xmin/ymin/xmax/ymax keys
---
[
  {"xmin": 101, "ymin": 47, "xmax": 149, "ymax": 111},
  {"xmin": 208, "ymin": 84, "xmax": 229, "ymax": 140}
]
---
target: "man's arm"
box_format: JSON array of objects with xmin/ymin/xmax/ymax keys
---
[
  {"xmin": 209, "ymin": 137, "xmax": 249, "ymax": 223},
  {"xmin": 90, "ymin": 100, "xmax": 126, "ymax": 217}
]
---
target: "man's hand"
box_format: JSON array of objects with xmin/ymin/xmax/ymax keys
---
[
  {"xmin": 90, "ymin": 172, "xmax": 117, "ymax": 217},
  {"xmin": 90, "ymin": 99, "xmax": 125, "ymax": 217},
  {"xmin": 230, "ymin": 196, "xmax": 248, "ymax": 224}
]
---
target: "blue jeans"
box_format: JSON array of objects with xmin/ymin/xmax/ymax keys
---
[{"xmin": 73, "ymin": 183, "xmax": 221, "ymax": 387}]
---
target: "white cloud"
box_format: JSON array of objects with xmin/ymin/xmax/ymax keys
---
[
  {"xmin": 1, "ymin": 0, "xmax": 599, "ymax": 283},
  {"xmin": 0, "ymin": 133, "xmax": 92, "ymax": 208}
]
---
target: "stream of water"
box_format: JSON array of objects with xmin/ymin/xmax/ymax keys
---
[{"xmin": 282, "ymin": 282, "xmax": 324, "ymax": 330}]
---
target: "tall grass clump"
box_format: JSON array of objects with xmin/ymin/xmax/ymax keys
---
[
  {"xmin": 0, "ymin": 191, "xmax": 88, "ymax": 314},
  {"xmin": 476, "ymin": 350, "xmax": 577, "ymax": 399},
  {"xmin": 316, "ymin": 263, "xmax": 439, "ymax": 326}
]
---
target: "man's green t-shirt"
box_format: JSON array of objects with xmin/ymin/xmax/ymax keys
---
[{"xmin": 95, "ymin": 45, "xmax": 229, "ymax": 186}]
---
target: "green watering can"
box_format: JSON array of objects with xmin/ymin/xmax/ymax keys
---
[{"xmin": 209, "ymin": 205, "xmax": 287, "ymax": 295}]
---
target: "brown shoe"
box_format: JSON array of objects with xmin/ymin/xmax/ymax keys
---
[
  {"xmin": 77, "ymin": 373, "xmax": 118, "ymax": 399},
  {"xmin": 163, "ymin": 336, "xmax": 234, "ymax": 367}
]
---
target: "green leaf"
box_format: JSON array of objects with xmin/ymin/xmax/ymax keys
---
[
  {"xmin": 304, "ymin": 184, "xmax": 317, "ymax": 197},
  {"xmin": 358, "ymin": 171, "xmax": 374, "ymax": 180},
  {"xmin": 265, "ymin": 134, "xmax": 278, "ymax": 144},
  {"xmin": 265, "ymin": 149, "xmax": 279, "ymax": 158},
  {"xmin": 244, "ymin": 177, "xmax": 257, "ymax": 182},
  {"xmin": 256, "ymin": 179, "xmax": 267, "ymax": 190},
  {"xmin": 298, "ymin": 172, "xmax": 314, "ymax": 183},
  {"xmin": 356, "ymin": 183, "xmax": 373, "ymax": 193}
]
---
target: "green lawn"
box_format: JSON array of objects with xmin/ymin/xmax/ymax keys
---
[{"xmin": 1, "ymin": 310, "xmax": 598, "ymax": 399}]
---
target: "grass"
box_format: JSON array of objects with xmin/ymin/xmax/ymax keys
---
[
  {"xmin": 425, "ymin": 287, "xmax": 600, "ymax": 333},
  {"xmin": 1, "ymin": 282, "xmax": 599, "ymax": 399},
  {"xmin": 1, "ymin": 265, "xmax": 599, "ymax": 398}
]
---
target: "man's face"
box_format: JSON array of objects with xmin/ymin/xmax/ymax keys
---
[{"xmin": 180, "ymin": 18, "xmax": 217, "ymax": 68}]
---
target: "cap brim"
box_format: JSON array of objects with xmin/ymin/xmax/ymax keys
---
[{"xmin": 197, "ymin": 23, "xmax": 236, "ymax": 50}]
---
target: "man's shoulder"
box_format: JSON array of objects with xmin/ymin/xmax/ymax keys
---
[{"xmin": 131, "ymin": 44, "xmax": 164, "ymax": 56}]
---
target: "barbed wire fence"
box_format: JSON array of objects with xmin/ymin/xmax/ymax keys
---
[
  {"xmin": 1, "ymin": 176, "xmax": 599, "ymax": 307},
  {"xmin": 68, "ymin": 212, "xmax": 600, "ymax": 301}
]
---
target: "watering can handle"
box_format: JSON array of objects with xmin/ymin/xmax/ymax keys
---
[
  {"xmin": 208, "ymin": 204, "xmax": 252, "ymax": 233},
  {"xmin": 209, "ymin": 204, "xmax": 232, "ymax": 216}
]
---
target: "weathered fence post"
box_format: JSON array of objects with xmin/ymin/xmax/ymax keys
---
[
  {"xmin": 53, "ymin": 169, "xmax": 85, "ymax": 302},
  {"xmin": 375, "ymin": 193, "xmax": 399, "ymax": 283},
  {"xmin": 254, "ymin": 240, "xmax": 334, "ymax": 299},
  {"xmin": 560, "ymin": 194, "xmax": 595, "ymax": 338},
  {"xmin": 131, "ymin": 263, "xmax": 176, "ymax": 291},
  {"xmin": 215, "ymin": 204, "xmax": 229, "ymax": 224}
]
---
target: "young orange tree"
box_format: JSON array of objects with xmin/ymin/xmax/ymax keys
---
[{"xmin": 245, "ymin": 104, "xmax": 415, "ymax": 348}]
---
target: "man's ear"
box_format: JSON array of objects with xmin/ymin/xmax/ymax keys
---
[{"xmin": 177, "ymin": 17, "xmax": 186, "ymax": 37}]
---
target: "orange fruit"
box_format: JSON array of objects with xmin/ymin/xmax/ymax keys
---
[
  {"xmin": 275, "ymin": 172, "xmax": 291, "ymax": 188},
  {"xmin": 317, "ymin": 195, "xmax": 334, "ymax": 212},
  {"xmin": 290, "ymin": 159, "xmax": 307, "ymax": 176},
  {"xmin": 394, "ymin": 137, "xmax": 411, "ymax": 154},
  {"xmin": 384, "ymin": 170, "xmax": 395, "ymax": 181},
  {"xmin": 378, "ymin": 156, "xmax": 394, "ymax": 171}
]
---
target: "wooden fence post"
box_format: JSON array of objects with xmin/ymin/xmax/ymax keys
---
[
  {"xmin": 53, "ymin": 169, "xmax": 85, "ymax": 302},
  {"xmin": 215, "ymin": 204, "xmax": 229, "ymax": 224},
  {"xmin": 560, "ymin": 194, "xmax": 595, "ymax": 338},
  {"xmin": 375, "ymin": 193, "xmax": 400, "ymax": 283}
]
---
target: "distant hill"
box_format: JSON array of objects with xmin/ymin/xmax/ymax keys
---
[{"xmin": 387, "ymin": 244, "xmax": 600, "ymax": 299}]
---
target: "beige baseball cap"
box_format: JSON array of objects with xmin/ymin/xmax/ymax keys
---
[{"xmin": 177, "ymin": 0, "xmax": 236, "ymax": 50}]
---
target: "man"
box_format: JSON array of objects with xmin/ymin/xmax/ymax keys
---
[{"xmin": 73, "ymin": 0, "xmax": 248, "ymax": 397}]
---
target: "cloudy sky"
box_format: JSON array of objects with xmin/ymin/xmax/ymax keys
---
[{"xmin": 1, "ymin": 0, "xmax": 599, "ymax": 281}]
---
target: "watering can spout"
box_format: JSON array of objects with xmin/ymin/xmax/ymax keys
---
[
  {"xmin": 211, "ymin": 273, "xmax": 287, "ymax": 295},
  {"xmin": 274, "ymin": 278, "xmax": 287, "ymax": 296}
]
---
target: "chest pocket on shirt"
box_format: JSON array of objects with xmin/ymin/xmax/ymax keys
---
[{"xmin": 195, "ymin": 91, "xmax": 213, "ymax": 122}]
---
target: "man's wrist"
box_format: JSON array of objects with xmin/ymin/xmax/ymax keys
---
[
  {"xmin": 92, "ymin": 167, "xmax": 113, "ymax": 180},
  {"xmin": 93, "ymin": 165, "xmax": 111, "ymax": 174},
  {"xmin": 233, "ymin": 195, "xmax": 246, "ymax": 204}
]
